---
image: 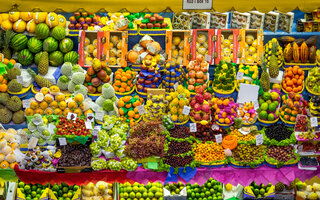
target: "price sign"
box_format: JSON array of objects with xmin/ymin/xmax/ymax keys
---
[
  {"xmin": 174, "ymin": 82, "xmax": 179, "ymax": 91},
  {"xmin": 85, "ymin": 121, "xmax": 93, "ymax": 129},
  {"xmin": 16, "ymin": 76, "xmax": 23, "ymax": 84},
  {"xmin": 205, "ymin": 54, "xmax": 211, "ymax": 62},
  {"xmin": 183, "ymin": 0, "xmax": 213, "ymax": 10},
  {"xmin": 67, "ymin": 113, "xmax": 77, "ymax": 120},
  {"xmin": 59, "ymin": 137, "xmax": 67, "ymax": 146},
  {"xmin": 86, "ymin": 113, "xmax": 94, "ymax": 122},
  {"xmin": 311, "ymin": 117, "xmax": 318, "ymax": 127},
  {"xmin": 22, "ymin": 99, "xmax": 31, "ymax": 108},
  {"xmin": 215, "ymin": 134, "xmax": 222, "ymax": 143},
  {"xmin": 182, "ymin": 106, "xmax": 191, "ymax": 115},
  {"xmin": 236, "ymin": 72, "xmax": 244, "ymax": 80},
  {"xmin": 28, "ymin": 137, "xmax": 38, "ymax": 149},
  {"xmin": 95, "ymin": 112, "xmax": 104, "ymax": 121},
  {"xmin": 137, "ymin": 105, "xmax": 146, "ymax": 115},
  {"xmin": 256, "ymin": 134, "xmax": 263, "ymax": 146},
  {"xmin": 190, "ymin": 123, "xmax": 197, "ymax": 132}
]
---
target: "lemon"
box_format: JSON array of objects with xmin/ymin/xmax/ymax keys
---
[
  {"xmin": 225, "ymin": 183, "xmax": 233, "ymax": 191},
  {"xmin": 252, "ymin": 73, "xmax": 258, "ymax": 80},
  {"xmin": 166, "ymin": 95, "xmax": 172, "ymax": 102},
  {"xmin": 172, "ymin": 98, "xmax": 179, "ymax": 106},
  {"xmin": 171, "ymin": 115, "xmax": 178, "ymax": 121}
]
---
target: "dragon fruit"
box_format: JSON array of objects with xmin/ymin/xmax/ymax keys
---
[
  {"xmin": 190, "ymin": 99, "xmax": 196, "ymax": 108},
  {"xmin": 193, "ymin": 113, "xmax": 201, "ymax": 121},
  {"xmin": 202, "ymin": 104, "xmax": 210, "ymax": 113},
  {"xmin": 203, "ymin": 92, "xmax": 212, "ymax": 101},
  {"xmin": 202, "ymin": 113, "xmax": 210, "ymax": 121},
  {"xmin": 195, "ymin": 93, "xmax": 204, "ymax": 104},
  {"xmin": 194, "ymin": 103, "xmax": 202, "ymax": 112}
]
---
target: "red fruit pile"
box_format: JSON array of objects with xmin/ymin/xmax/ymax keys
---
[{"xmin": 56, "ymin": 116, "xmax": 91, "ymax": 136}]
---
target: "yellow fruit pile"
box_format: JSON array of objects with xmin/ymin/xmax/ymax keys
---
[
  {"xmin": 193, "ymin": 142, "xmax": 225, "ymax": 163},
  {"xmin": 0, "ymin": 129, "xmax": 19, "ymax": 169},
  {"xmin": 166, "ymin": 85, "xmax": 191, "ymax": 122}
]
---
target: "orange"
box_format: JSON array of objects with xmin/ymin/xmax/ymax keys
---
[
  {"xmin": 121, "ymin": 76, "xmax": 128, "ymax": 82},
  {"xmin": 9, "ymin": 59, "xmax": 16, "ymax": 65},
  {"xmin": 121, "ymin": 82, "xmax": 127, "ymax": 88},
  {"xmin": 286, "ymin": 87, "xmax": 292, "ymax": 92},
  {"xmin": 134, "ymin": 107, "xmax": 138, "ymax": 113},
  {"xmin": 1, "ymin": 84, "xmax": 7, "ymax": 92},
  {"xmin": 134, "ymin": 114, "xmax": 140, "ymax": 119},
  {"xmin": 299, "ymin": 75, "xmax": 304, "ymax": 80},
  {"xmin": 285, "ymin": 77, "xmax": 290, "ymax": 82},
  {"xmin": 114, "ymin": 86, "xmax": 119, "ymax": 92},
  {"xmin": 3, "ymin": 58, "xmax": 9, "ymax": 65},
  {"xmin": 297, "ymin": 86, "xmax": 302, "ymax": 91},
  {"xmin": 225, "ymin": 118, "xmax": 231, "ymax": 124},
  {"xmin": 292, "ymin": 78, "xmax": 297, "ymax": 84},
  {"xmin": 288, "ymin": 67, "xmax": 293, "ymax": 71},
  {"xmin": 294, "ymin": 75, "xmax": 299, "ymax": 79},
  {"xmin": 123, "ymin": 96, "xmax": 131, "ymax": 102},
  {"xmin": 286, "ymin": 80, "xmax": 293, "ymax": 86},
  {"xmin": 133, "ymin": 101, "xmax": 141, "ymax": 107},
  {"xmin": 292, "ymin": 67, "xmax": 298, "ymax": 75},
  {"xmin": 119, "ymin": 108, "xmax": 124, "ymax": 115},
  {"xmin": 118, "ymin": 100, "xmax": 125, "ymax": 107},
  {"xmin": 119, "ymin": 88, "xmax": 125, "ymax": 93},
  {"xmin": 125, "ymin": 86, "xmax": 131, "ymax": 92},
  {"xmin": 128, "ymin": 110, "xmax": 135, "ymax": 118},
  {"xmin": 293, "ymin": 87, "xmax": 299, "ymax": 93},
  {"xmin": 126, "ymin": 74, "xmax": 132, "ymax": 79},
  {"xmin": 125, "ymin": 103, "xmax": 131, "ymax": 109},
  {"xmin": 223, "ymin": 99, "xmax": 229, "ymax": 106},
  {"xmin": 298, "ymin": 69, "xmax": 303, "ymax": 75},
  {"xmin": 115, "ymin": 80, "xmax": 121, "ymax": 87},
  {"xmin": 2, "ymin": 79, "xmax": 7, "ymax": 84},
  {"xmin": 287, "ymin": 71, "xmax": 293, "ymax": 77},
  {"xmin": 115, "ymin": 74, "xmax": 121, "ymax": 80},
  {"xmin": 297, "ymin": 79, "xmax": 302, "ymax": 86},
  {"xmin": 0, "ymin": 75, "xmax": 3, "ymax": 83}
]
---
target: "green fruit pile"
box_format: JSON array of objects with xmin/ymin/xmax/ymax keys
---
[
  {"xmin": 17, "ymin": 181, "xmax": 49, "ymax": 200},
  {"xmin": 249, "ymin": 182, "xmax": 272, "ymax": 198},
  {"xmin": 51, "ymin": 182, "xmax": 79, "ymax": 200},
  {"xmin": 186, "ymin": 178, "xmax": 223, "ymax": 200},
  {"xmin": 164, "ymin": 182, "xmax": 185, "ymax": 195},
  {"xmin": 119, "ymin": 182, "xmax": 164, "ymax": 200},
  {"xmin": 258, "ymin": 90, "xmax": 281, "ymax": 121}
]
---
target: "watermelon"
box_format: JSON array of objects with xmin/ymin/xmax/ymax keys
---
[
  {"xmin": 35, "ymin": 23, "xmax": 50, "ymax": 40},
  {"xmin": 64, "ymin": 51, "xmax": 78, "ymax": 64},
  {"xmin": 10, "ymin": 34, "xmax": 28, "ymax": 51},
  {"xmin": 34, "ymin": 52, "xmax": 42, "ymax": 65},
  {"xmin": 49, "ymin": 51, "xmax": 64, "ymax": 67},
  {"xmin": 27, "ymin": 37, "xmax": 43, "ymax": 53},
  {"xmin": 43, "ymin": 37, "xmax": 58, "ymax": 52},
  {"xmin": 52, "ymin": 25, "xmax": 66, "ymax": 41},
  {"xmin": 18, "ymin": 49, "xmax": 34, "ymax": 66},
  {"xmin": 59, "ymin": 38, "xmax": 73, "ymax": 53}
]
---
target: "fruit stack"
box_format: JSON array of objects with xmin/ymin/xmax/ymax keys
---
[
  {"xmin": 185, "ymin": 55, "xmax": 209, "ymax": 93},
  {"xmin": 245, "ymin": 182, "xmax": 274, "ymax": 199},
  {"xmin": 55, "ymin": 116, "xmax": 91, "ymax": 137},
  {"xmin": 213, "ymin": 97, "xmax": 238, "ymax": 125},
  {"xmin": 85, "ymin": 59, "xmax": 112, "ymax": 94},
  {"xmin": 190, "ymin": 88, "xmax": 214, "ymax": 124},
  {"xmin": 108, "ymin": 33, "xmax": 124, "ymax": 66},
  {"xmin": 195, "ymin": 33, "xmax": 208, "ymax": 57},
  {"xmin": 139, "ymin": 13, "xmax": 169, "ymax": 29},
  {"xmin": 241, "ymin": 34, "xmax": 260, "ymax": 64},
  {"xmin": 282, "ymin": 65, "xmax": 305, "ymax": 93},
  {"xmin": 0, "ymin": 93, "xmax": 25, "ymax": 124},
  {"xmin": 236, "ymin": 64, "xmax": 259, "ymax": 89},
  {"xmin": 118, "ymin": 95, "xmax": 144, "ymax": 124},
  {"xmin": 186, "ymin": 179, "xmax": 223, "ymax": 200},
  {"xmin": 264, "ymin": 38, "xmax": 283, "ymax": 66},
  {"xmin": 258, "ymin": 89, "xmax": 281, "ymax": 123},
  {"xmin": 219, "ymin": 33, "xmax": 235, "ymax": 63},
  {"xmin": 212, "ymin": 61, "xmax": 236, "ymax": 94},
  {"xmin": 164, "ymin": 182, "xmax": 185, "ymax": 196},
  {"xmin": 113, "ymin": 68, "xmax": 137, "ymax": 94},
  {"xmin": 283, "ymin": 37, "xmax": 317, "ymax": 64},
  {"xmin": 279, "ymin": 92, "xmax": 308, "ymax": 124},
  {"xmin": 170, "ymin": 35, "xmax": 186, "ymax": 65},
  {"xmin": 68, "ymin": 12, "xmax": 102, "ymax": 30},
  {"xmin": 306, "ymin": 66, "xmax": 320, "ymax": 94},
  {"xmin": 238, "ymin": 102, "xmax": 257, "ymax": 124},
  {"xmin": 119, "ymin": 182, "xmax": 164, "ymax": 200},
  {"xmin": 82, "ymin": 182, "xmax": 113, "ymax": 199},
  {"xmin": 144, "ymin": 93, "xmax": 168, "ymax": 121},
  {"xmin": 16, "ymin": 181, "xmax": 49, "ymax": 200},
  {"xmin": 166, "ymin": 85, "xmax": 191, "ymax": 123},
  {"xmin": 162, "ymin": 63, "xmax": 185, "ymax": 93},
  {"xmin": 84, "ymin": 37, "xmax": 98, "ymax": 66},
  {"xmin": 95, "ymin": 83, "xmax": 119, "ymax": 117},
  {"xmin": 0, "ymin": 129, "xmax": 20, "ymax": 169},
  {"xmin": 50, "ymin": 183, "xmax": 80, "ymax": 200}
]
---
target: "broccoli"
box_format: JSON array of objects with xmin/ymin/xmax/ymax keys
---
[
  {"xmin": 57, "ymin": 75, "xmax": 69, "ymax": 90},
  {"xmin": 74, "ymin": 84, "xmax": 88, "ymax": 96},
  {"xmin": 71, "ymin": 72, "xmax": 85, "ymax": 84},
  {"xmin": 60, "ymin": 62, "xmax": 73, "ymax": 76}
]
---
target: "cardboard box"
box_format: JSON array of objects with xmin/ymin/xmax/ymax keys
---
[
  {"xmin": 190, "ymin": 29, "xmax": 215, "ymax": 64},
  {"xmin": 78, "ymin": 31, "xmax": 104, "ymax": 67},
  {"xmin": 214, "ymin": 29, "xmax": 240, "ymax": 64},
  {"xmin": 278, "ymin": 12, "xmax": 294, "ymax": 33},
  {"xmin": 238, "ymin": 29, "xmax": 263, "ymax": 65},
  {"xmin": 249, "ymin": 11, "xmax": 265, "ymax": 29},
  {"xmin": 191, "ymin": 12, "xmax": 211, "ymax": 29},
  {"xmin": 165, "ymin": 30, "xmax": 191, "ymax": 66},
  {"xmin": 164, "ymin": 187, "xmax": 187, "ymax": 200},
  {"xmin": 231, "ymin": 11, "xmax": 251, "ymax": 29},
  {"xmin": 264, "ymin": 12, "xmax": 279, "ymax": 32},
  {"xmin": 172, "ymin": 12, "xmax": 192, "ymax": 30},
  {"xmin": 210, "ymin": 12, "xmax": 229, "ymax": 29}
]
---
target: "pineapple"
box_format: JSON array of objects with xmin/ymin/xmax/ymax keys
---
[
  {"xmin": 27, "ymin": 68, "xmax": 52, "ymax": 88},
  {"xmin": 38, "ymin": 52, "xmax": 49, "ymax": 75},
  {"xmin": 268, "ymin": 41, "xmax": 279, "ymax": 78},
  {"xmin": 2, "ymin": 30, "xmax": 15, "ymax": 59},
  {"xmin": 260, "ymin": 55, "xmax": 270, "ymax": 92}
]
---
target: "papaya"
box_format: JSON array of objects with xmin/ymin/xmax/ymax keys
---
[
  {"xmin": 284, "ymin": 43, "xmax": 293, "ymax": 63},
  {"xmin": 278, "ymin": 36, "xmax": 295, "ymax": 44},
  {"xmin": 300, "ymin": 42, "xmax": 309, "ymax": 63},
  {"xmin": 306, "ymin": 36, "xmax": 318, "ymax": 46},
  {"xmin": 292, "ymin": 42, "xmax": 300, "ymax": 63},
  {"xmin": 309, "ymin": 46, "xmax": 316, "ymax": 63},
  {"xmin": 293, "ymin": 38, "xmax": 305, "ymax": 46}
]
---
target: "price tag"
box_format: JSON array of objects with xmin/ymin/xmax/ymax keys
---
[
  {"xmin": 85, "ymin": 121, "xmax": 93, "ymax": 129},
  {"xmin": 92, "ymin": 129, "xmax": 99, "ymax": 136},
  {"xmin": 215, "ymin": 134, "xmax": 222, "ymax": 143},
  {"xmin": 311, "ymin": 117, "xmax": 318, "ymax": 127},
  {"xmin": 306, "ymin": 109, "xmax": 311, "ymax": 117},
  {"xmin": 48, "ymin": 123, "xmax": 55, "ymax": 134},
  {"xmin": 67, "ymin": 113, "xmax": 77, "ymax": 120},
  {"xmin": 28, "ymin": 137, "xmax": 38, "ymax": 149},
  {"xmin": 174, "ymin": 82, "xmax": 179, "ymax": 91},
  {"xmin": 22, "ymin": 99, "xmax": 31, "ymax": 108},
  {"xmin": 95, "ymin": 112, "xmax": 104, "ymax": 121},
  {"xmin": 59, "ymin": 137, "xmax": 67, "ymax": 146},
  {"xmin": 86, "ymin": 113, "xmax": 94, "ymax": 122},
  {"xmin": 253, "ymin": 100, "xmax": 259, "ymax": 109},
  {"xmin": 205, "ymin": 54, "xmax": 211, "ymax": 62},
  {"xmin": 236, "ymin": 72, "xmax": 244, "ymax": 80},
  {"xmin": 137, "ymin": 105, "xmax": 146, "ymax": 115},
  {"xmin": 182, "ymin": 106, "xmax": 191, "ymax": 115},
  {"xmin": 94, "ymin": 126, "xmax": 101, "ymax": 130},
  {"xmin": 16, "ymin": 76, "xmax": 23, "ymax": 84},
  {"xmin": 256, "ymin": 134, "xmax": 263, "ymax": 146},
  {"xmin": 183, "ymin": 0, "xmax": 213, "ymax": 10},
  {"xmin": 190, "ymin": 123, "xmax": 197, "ymax": 132}
]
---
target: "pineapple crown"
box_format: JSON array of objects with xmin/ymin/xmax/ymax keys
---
[
  {"xmin": 271, "ymin": 41, "xmax": 278, "ymax": 55},
  {"xmin": 4, "ymin": 29, "xmax": 15, "ymax": 46},
  {"xmin": 260, "ymin": 54, "xmax": 267, "ymax": 71},
  {"xmin": 27, "ymin": 68, "xmax": 37, "ymax": 78}
]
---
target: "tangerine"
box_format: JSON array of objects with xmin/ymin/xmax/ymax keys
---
[{"xmin": 128, "ymin": 110, "xmax": 135, "ymax": 118}]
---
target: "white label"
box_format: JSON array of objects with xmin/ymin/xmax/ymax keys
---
[
  {"xmin": 256, "ymin": 134, "xmax": 263, "ymax": 146},
  {"xmin": 94, "ymin": 126, "xmax": 101, "ymax": 130},
  {"xmin": 190, "ymin": 123, "xmax": 197, "ymax": 132},
  {"xmin": 28, "ymin": 137, "xmax": 38, "ymax": 149},
  {"xmin": 92, "ymin": 129, "xmax": 98, "ymax": 136},
  {"xmin": 85, "ymin": 121, "xmax": 93, "ymax": 129},
  {"xmin": 215, "ymin": 134, "xmax": 222, "ymax": 143},
  {"xmin": 311, "ymin": 117, "xmax": 318, "ymax": 127},
  {"xmin": 306, "ymin": 109, "xmax": 311, "ymax": 117},
  {"xmin": 253, "ymin": 100, "xmax": 259, "ymax": 109},
  {"xmin": 95, "ymin": 112, "xmax": 104, "ymax": 121},
  {"xmin": 16, "ymin": 76, "xmax": 23, "ymax": 84},
  {"xmin": 86, "ymin": 113, "xmax": 94, "ymax": 122},
  {"xmin": 183, "ymin": 0, "xmax": 213, "ymax": 10},
  {"xmin": 22, "ymin": 99, "xmax": 31, "ymax": 108},
  {"xmin": 182, "ymin": 106, "xmax": 191, "ymax": 115},
  {"xmin": 236, "ymin": 72, "xmax": 244, "ymax": 80},
  {"xmin": 67, "ymin": 113, "xmax": 77, "ymax": 120},
  {"xmin": 137, "ymin": 105, "xmax": 146, "ymax": 115},
  {"xmin": 59, "ymin": 137, "xmax": 67, "ymax": 146},
  {"xmin": 205, "ymin": 54, "xmax": 211, "ymax": 62},
  {"xmin": 174, "ymin": 82, "xmax": 179, "ymax": 91},
  {"xmin": 48, "ymin": 123, "xmax": 55, "ymax": 135}
]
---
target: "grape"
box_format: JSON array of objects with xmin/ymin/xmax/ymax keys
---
[
  {"xmin": 107, "ymin": 159, "xmax": 122, "ymax": 171},
  {"xmin": 120, "ymin": 157, "xmax": 138, "ymax": 171},
  {"xmin": 91, "ymin": 158, "xmax": 107, "ymax": 170}
]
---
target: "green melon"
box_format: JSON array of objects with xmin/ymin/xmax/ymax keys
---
[
  {"xmin": 10, "ymin": 34, "xmax": 28, "ymax": 51},
  {"xmin": 49, "ymin": 51, "xmax": 64, "ymax": 67},
  {"xmin": 52, "ymin": 25, "xmax": 66, "ymax": 41},
  {"xmin": 27, "ymin": 37, "xmax": 43, "ymax": 53},
  {"xmin": 35, "ymin": 23, "xmax": 50, "ymax": 40},
  {"xmin": 34, "ymin": 52, "xmax": 42, "ymax": 65},
  {"xmin": 64, "ymin": 51, "xmax": 78, "ymax": 64},
  {"xmin": 18, "ymin": 49, "xmax": 34, "ymax": 66},
  {"xmin": 43, "ymin": 37, "xmax": 58, "ymax": 52},
  {"xmin": 59, "ymin": 38, "xmax": 73, "ymax": 53}
]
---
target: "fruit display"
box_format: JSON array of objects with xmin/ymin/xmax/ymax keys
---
[
  {"xmin": 162, "ymin": 63, "xmax": 185, "ymax": 92},
  {"xmin": 247, "ymin": 182, "xmax": 273, "ymax": 199},
  {"xmin": 265, "ymin": 145, "xmax": 299, "ymax": 166},
  {"xmin": 105, "ymin": 31, "xmax": 127, "ymax": 66},
  {"xmin": 50, "ymin": 183, "xmax": 80, "ymax": 200},
  {"xmin": 240, "ymin": 33, "xmax": 263, "ymax": 64},
  {"xmin": 164, "ymin": 182, "xmax": 185, "ymax": 195},
  {"xmin": 212, "ymin": 61, "xmax": 236, "ymax": 93},
  {"xmin": 263, "ymin": 124, "xmax": 295, "ymax": 145},
  {"xmin": 16, "ymin": 181, "xmax": 49, "ymax": 200},
  {"xmin": 295, "ymin": 180, "xmax": 320, "ymax": 200},
  {"xmin": 213, "ymin": 97, "xmax": 238, "ymax": 125},
  {"xmin": 189, "ymin": 88, "xmax": 213, "ymax": 123},
  {"xmin": 282, "ymin": 65, "xmax": 305, "ymax": 93},
  {"xmin": 257, "ymin": 89, "xmax": 281, "ymax": 122},
  {"xmin": 236, "ymin": 64, "xmax": 259, "ymax": 89},
  {"xmin": 82, "ymin": 181, "xmax": 113, "ymax": 200},
  {"xmin": 166, "ymin": 85, "xmax": 191, "ymax": 123},
  {"xmin": 144, "ymin": 93, "xmax": 168, "ymax": 121},
  {"xmin": 119, "ymin": 182, "xmax": 163, "ymax": 200},
  {"xmin": 117, "ymin": 95, "xmax": 144, "ymax": 124},
  {"xmin": 68, "ymin": 12, "xmax": 102, "ymax": 30},
  {"xmin": 279, "ymin": 92, "xmax": 307, "ymax": 123},
  {"xmin": 310, "ymin": 95, "xmax": 320, "ymax": 120},
  {"xmin": 84, "ymin": 59, "xmax": 112, "ymax": 94},
  {"xmin": 113, "ymin": 68, "xmax": 137, "ymax": 94},
  {"xmin": 0, "ymin": 94, "xmax": 25, "ymax": 124},
  {"xmin": 0, "ymin": 128, "xmax": 20, "ymax": 169},
  {"xmin": 58, "ymin": 144, "xmax": 91, "ymax": 167},
  {"xmin": 185, "ymin": 56, "xmax": 209, "ymax": 93},
  {"xmin": 306, "ymin": 66, "xmax": 320, "ymax": 94},
  {"xmin": 193, "ymin": 142, "xmax": 225, "ymax": 164},
  {"xmin": 186, "ymin": 178, "xmax": 223, "ymax": 200},
  {"xmin": 283, "ymin": 36, "xmax": 317, "ymax": 63},
  {"xmin": 192, "ymin": 123, "xmax": 228, "ymax": 142},
  {"xmin": 139, "ymin": 13, "xmax": 169, "ymax": 29},
  {"xmin": 264, "ymin": 38, "xmax": 284, "ymax": 67},
  {"xmin": 99, "ymin": 13, "xmax": 134, "ymax": 31},
  {"xmin": 238, "ymin": 102, "xmax": 257, "ymax": 124},
  {"xmin": 231, "ymin": 144, "xmax": 265, "ymax": 167},
  {"xmin": 55, "ymin": 116, "xmax": 91, "ymax": 137}
]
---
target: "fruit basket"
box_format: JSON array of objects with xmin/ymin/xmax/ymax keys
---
[
  {"xmin": 265, "ymin": 145, "xmax": 300, "ymax": 168},
  {"xmin": 239, "ymin": 29, "xmax": 263, "ymax": 65},
  {"xmin": 139, "ymin": 17, "xmax": 173, "ymax": 35},
  {"xmin": 193, "ymin": 142, "xmax": 226, "ymax": 167},
  {"xmin": 213, "ymin": 97, "xmax": 239, "ymax": 127},
  {"xmin": 263, "ymin": 38, "xmax": 284, "ymax": 68},
  {"xmin": 257, "ymin": 89, "xmax": 281, "ymax": 126},
  {"xmin": 306, "ymin": 66, "xmax": 320, "ymax": 95},
  {"xmin": 214, "ymin": 29, "xmax": 240, "ymax": 64},
  {"xmin": 165, "ymin": 30, "xmax": 191, "ymax": 66},
  {"xmin": 243, "ymin": 183, "xmax": 275, "ymax": 199},
  {"xmin": 262, "ymin": 124, "xmax": 296, "ymax": 146},
  {"xmin": 185, "ymin": 58, "xmax": 209, "ymax": 95},
  {"xmin": 235, "ymin": 64, "xmax": 260, "ymax": 91},
  {"xmin": 212, "ymin": 61, "xmax": 236, "ymax": 97},
  {"xmin": 189, "ymin": 89, "xmax": 214, "ymax": 125},
  {"xmin": 238, "ymin": 102, "xmax": 258, "ymax": 125},
  {"xmin": 113, "ymin": 68, "xmax": 138, "ymax": 95}
]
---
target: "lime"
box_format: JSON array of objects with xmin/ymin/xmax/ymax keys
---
[
  {"xmin": 36, "ymin": 194, "xmax": 40, "ymax": 199},
  {"xmin": 210, "ymin": 188, "xmax": 215, "ymax": 194},
  {"xmin": 148, "ymin": 192, "xmax": 154, "ymax": 198},
  {"xmin": 142, "ymin": 192, "xmax": 148, "ymax": 198},
  {"xmin": 206, "ymin": 183, "xmax": 212, "ymax": 188},
  {"xmin": 18, "ymin": 182, "xmax": 25, "ymax": 188},
  {"xmin": 261, "ymin": 102, "xmax": 269, "ymax": 111},
  {"xmin": 62, "ymin": 187, "xmax": 68, "ymax": 193},
  {"xmin": 127, "ymin": 186, "xmax": 133, "ymax": 193},
  {"xmin": 136, "ymin": 192, "xmax": 142, "ymax": 198},
  {"xmin": 196, "ymin": 193, "xmax": 200, "ymax": 198},
  {"xmin": 205, "ymin": 191, "xmax": 210, "ymax": 197},
  {"xmin": 208, "ymin": 197, "xmax": 213, "ymax": 200},
  {"xmin": 268, "ymin": 113, "xmax": 275, "ymax": 121},
  {"xmin": 201, "ymin": 193, "xmax": 205, "ymax": 198},
  {"xmin": 150, "ymin": 187, "xmax": 157, "ymax": 193},
  {"xmin": 268, "ymin": 103, "xmax": 277, "ymax": 112},
  {"xmin": 31, "ymin": 191, "xmax": 37, "ymax": 197},
  {"xmin": 155, "ymin": 192, "xmax": 162, "ymax": 198},
  {"xmin": 259, "ymin": 110, "xmax": 268, "ymax": 120},
  {"xmin": 124, "ymin": 192, "xmax": 129, "ymax": 198},
  {"xmin": 120, "ymin": 198, "xmax": 125, "ymax": 200},
  {"xmin": 129, "ymin": 192, "xmax": 136, "ymax": 199},
  {"xmin": 133, "ymin": 182, "xmax": 140, "ymax": 187},
  {"xmin": 31, "ymin": 185, "xmax": 37, "ymax": 191},
  {"xmin": 63, "ymin": 193, "xmax": 68, "ymax": 198}
]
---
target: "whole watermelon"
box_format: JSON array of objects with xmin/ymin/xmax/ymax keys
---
[
  {"xmin": 34, "ymin": 52, "xmax": 42, "ymax": 65},
  {"xmin": 64, "ymin": 51, "xmax": 78, "ymax": 64},
  {"xmin": 11, "ymin": 34, "xmax": 28, "ymax": 51},
  {"xmin": 35, "ymin": 23, "xmax": 50, "ymax": 40},
  {"xmin": 49, "ymin": 51, "xmax": 64, "ymax": 67},
  {"xmin": 27, "ymin": 37, "xmax": 43, "ymax": 53},
  {"xmin": 18, "ymin": 49, "xmax": 34, "ymax": 66},
  {"xmin": 52, "ymin": 25, "xmax": 66, "ymax": 41},
  {"xmin": 43, "ymin": 37, "xmax": 58, "ymax": 52},
  {"xmin": 59, "ymin": 38, "xmax": 73, "ymax": 53}
]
